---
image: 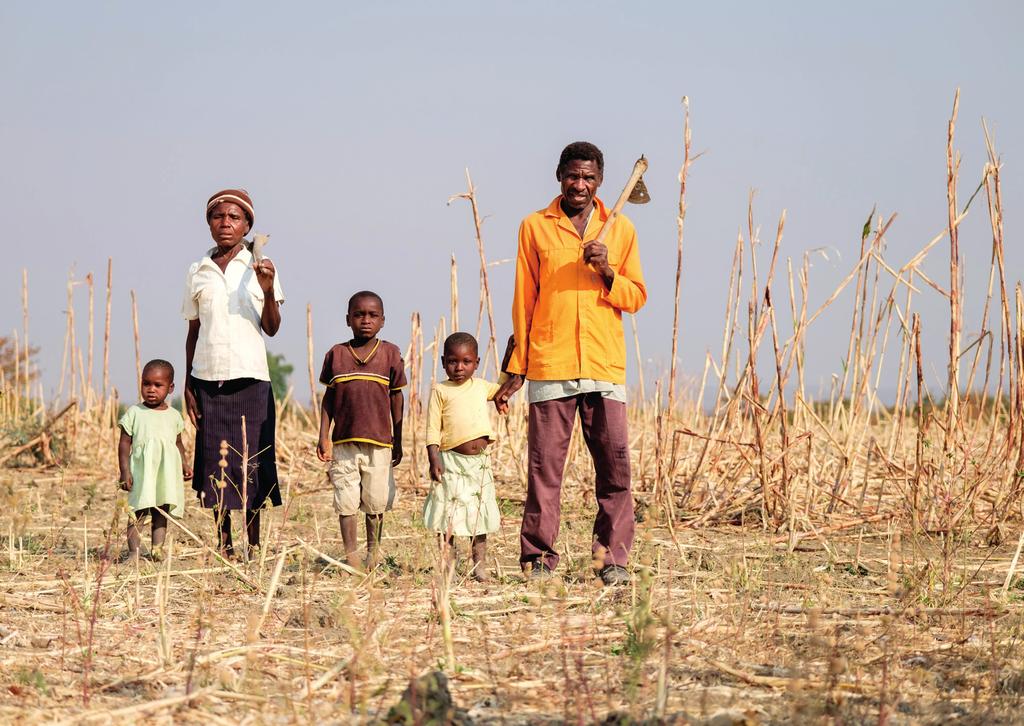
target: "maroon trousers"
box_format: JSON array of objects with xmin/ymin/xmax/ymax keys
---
[{"xmin": 520, "ymin": 393, "xmax": 634, "ymax": 570}]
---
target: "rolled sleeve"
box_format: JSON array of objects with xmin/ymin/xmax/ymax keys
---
[
  {"xmin": 600, "ymin": 224, "xmax": 647, "ymax": 313},
  {"xmin": 425, "ymin": 387, "xmax": 442, "ymax": 447},
  {"xmin": 270, "ymin": 260, "xmax": 285, "ymax": 304},
  {"xmin": 181, "ymin": 263, "xmax": 200, "ymax": 321},
  {"xmin": 508, "ymin": 221, "xmax": 539, "ymax": 376}
]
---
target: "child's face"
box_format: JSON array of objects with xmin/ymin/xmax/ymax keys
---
[
  {"xmin": 346, "ymin": 296, "xmax": 385, "ymax": 340},
  {"xmin": 443, "ymin": 343, "xmax": 479, "ymax": 384},
  {"xmin": 140, "ymin": 368, "xmax": 174, "ymax": 408}
]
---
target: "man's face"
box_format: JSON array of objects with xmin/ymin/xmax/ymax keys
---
[{"xmin": 557, "ymin": 159, "xmax": 602, "ymax": 211}]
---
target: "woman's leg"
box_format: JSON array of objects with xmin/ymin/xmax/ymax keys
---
[
  {"xmin": 214, "ymin": 509, "xmax": 233, "ymax": 555},
  {"xmin": 246, "ymin": 509, "xmax": 261, "ymax": 549}
]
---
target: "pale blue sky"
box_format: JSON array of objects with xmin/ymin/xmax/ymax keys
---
[{"xmin": 2, "ymin": 2, "xmax": 1022, "ymax": 403}]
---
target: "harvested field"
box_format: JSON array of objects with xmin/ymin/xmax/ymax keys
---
[
  {"xmin": 2, "ymin": 409, "xmax": 1024, "ymax": 725},
  {"xmin": 3, "ymin": 95, "xmax": 1024, "ymax": 724}
]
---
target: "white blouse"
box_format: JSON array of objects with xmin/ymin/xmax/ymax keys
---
[{"xmin": 181, "ymin": 245, "xmax": 285, "ymax": 382}]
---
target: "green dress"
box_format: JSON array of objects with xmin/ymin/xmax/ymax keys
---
[{"xmin": 119, "ymin": 404, "xmax": 186, "ymax": 517}]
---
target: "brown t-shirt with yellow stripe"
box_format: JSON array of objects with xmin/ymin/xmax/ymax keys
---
[{"xmin": 319, "ymin": 340, "xmax": 407, "ymax": 447}]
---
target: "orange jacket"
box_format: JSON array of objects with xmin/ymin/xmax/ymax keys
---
[{"xmin": 507, "ymin": 195, "xmax": 647, "ymax": 384}]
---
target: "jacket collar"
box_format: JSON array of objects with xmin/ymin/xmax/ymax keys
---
[{"xmin": 544, "ymin": 195, "xmax": 609, "ymax": 237}]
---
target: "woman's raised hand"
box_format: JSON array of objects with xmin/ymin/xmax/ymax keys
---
[{"xmin": 254, "ymin": 258, "xmax": 276, "ymax": 293}]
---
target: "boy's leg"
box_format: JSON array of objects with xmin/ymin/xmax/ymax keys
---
[
  {"xmin": 151, "ymin": 505, "xmax": 169, "ymax": 559},
  {"xmin": 578, "ymin": 393, "xmax": 634, "ymax": 568},
  {"xmin": 520, "ymin": 396, "xmax": 578, "ymax": 572},
  {"xmin": 329, "ymin": 443, "xmax": 363, "ymax": 569},
  {"xmin": 339, "ymin": 514, "xmax": 360, "ymax": 568},
  {"xmin": 471, "ymin": 534, "xmax": 489, "ymax": 582},
  {"xmin": 365, "ymin": 513, "xmax": 383, "ymax": 568},
  {"xmin": 360, "ymin": 444, "xmax": 396, "ymax": 569}
]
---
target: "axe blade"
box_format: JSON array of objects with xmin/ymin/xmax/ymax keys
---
[{"xmin": 629, "ymin": 176, "xmax": 651, "ymax": 204}]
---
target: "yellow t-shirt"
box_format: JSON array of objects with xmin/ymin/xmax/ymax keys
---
[{"xmin": 425, "ymin": 377, "xmax": 501, "ymax": 451}]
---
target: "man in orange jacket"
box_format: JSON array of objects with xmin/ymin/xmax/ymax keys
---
[{"xmin": 494, "ymin": 141, "xmax": 647, "ymax": 586}]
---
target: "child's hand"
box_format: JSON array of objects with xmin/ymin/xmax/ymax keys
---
[
  {"xmin": 429, "ymin": 460, "xmax": 444, "ymax": 482},
  {"xmin": 317, "ymin": 438, "xmax": 333, "ymax": 462},
  {"xmin": 118, "ymin": 473, "xmax": 132, "ymax": 492},
  {"xmin": 391, "ymin": 445, "xmax": 403, "ymax": 467},
  {"xmin": 182, "ymin": 464, "xmax": 194, "ymax": 481}
]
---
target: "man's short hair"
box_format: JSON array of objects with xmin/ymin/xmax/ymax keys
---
[
  {"xmin": 444, "ymin": 332, "xmax": 478, "ymax": 356},
  {"xmin": 558, "ymin": 141, "xmax": 604, "ymax": 175},
  {"xmin": 142, "ymin": 358, "xmax": 175, "ymax": 380},
  {"xmin": 348, "ymin": 290, "xmax": 384, "ymax": 312}
]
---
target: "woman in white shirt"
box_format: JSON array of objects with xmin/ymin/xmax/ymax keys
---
[{"xmin": 182, "ymin": 189, "xmax": 284, "ymax": 559}]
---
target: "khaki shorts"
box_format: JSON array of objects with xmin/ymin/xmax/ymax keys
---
[{"xmin": 328, "ymin": 442, "xmax": 397, "ymax": 516}]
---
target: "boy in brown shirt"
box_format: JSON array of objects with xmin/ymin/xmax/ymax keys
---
[{"xmin": 317, "ymin": 291, "xmax": 406, "ymax": 569}]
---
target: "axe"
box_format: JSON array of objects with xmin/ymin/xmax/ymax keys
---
[{"xmin": 583, "ymin": 155, "xmax": 650, "ymax": 265}]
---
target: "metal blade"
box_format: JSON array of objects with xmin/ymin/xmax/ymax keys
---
[{"xmin": 629, "ymin": 176, "xmax": 651, "ymax": 204}]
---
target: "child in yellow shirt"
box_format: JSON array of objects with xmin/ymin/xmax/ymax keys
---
[{"xmin": 424, "ymin": 333, "xmax": 508, "ymax": 581}]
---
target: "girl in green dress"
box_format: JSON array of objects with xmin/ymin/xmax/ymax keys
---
[{"xmin": 117, "ymin": 359, "xmax": 192, "ymax": 560}]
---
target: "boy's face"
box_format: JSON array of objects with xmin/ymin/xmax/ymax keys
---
[
  {"xmin": 346, "ymin": 296, "xmax": 385, "ymax": 340},
  {"xmin": 140, "ymin": 367, "xmax": 174, "ymax": 407},
  {"xmin": 443, "ymin": 343, "xmax": 479, "ymax": 384}
]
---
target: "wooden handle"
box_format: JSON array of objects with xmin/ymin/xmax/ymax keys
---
[
  {"xmin": 251, "ymin": 233, "xmax": 270, "ymax": 262},
  {"xmin": 589, "ymin": 156, "xmax": 648, "ymax": 247}
]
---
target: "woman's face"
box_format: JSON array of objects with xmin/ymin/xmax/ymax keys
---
[{"xmin": 208, "ymin": 202, "xmax": 250, "ymax": 248}]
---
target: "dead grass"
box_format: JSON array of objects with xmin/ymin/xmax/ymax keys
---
[
  {"xmin": 3, "ymin": 91, "xmax": 1024, "ymax": 723},
  {"xmin": 2, "ymin": 402, "xmax": 1024, "ymax": 724}
]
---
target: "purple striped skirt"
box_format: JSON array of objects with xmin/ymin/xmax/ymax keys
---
[{"xmin": 191, "ymin": 378, "xmax": 281, "ymax": 511}]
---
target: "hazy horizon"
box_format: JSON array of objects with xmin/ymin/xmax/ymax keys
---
[{"xmin": 3, "ymin": 2, "xmax": 1022, "ymax": 407}]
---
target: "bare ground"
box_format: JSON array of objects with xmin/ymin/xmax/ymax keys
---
[{"xmin": 2, "ymin": 411, "xmax": 1024, "ymax": 725}]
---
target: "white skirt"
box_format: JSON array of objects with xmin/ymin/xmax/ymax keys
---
[{"xmin": 422, "ymin": 450, "xmax": 500, "ymax": 536}]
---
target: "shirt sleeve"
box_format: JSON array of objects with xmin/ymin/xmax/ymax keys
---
[
  {"xmin": 181, "ymin": 263, "xmax": 199, "ymax": 321},
  {"xmin": 173, "ymin": 409, "xmax": 185, "ymax": 435},
  {"xmin": 425, "ymin": 386, "xmax": 443, "ymax": 447},
  {"xmin": 484, "ymin": 378, "xmax": 504, "ymax": 401},
  {"xmin": 267, "ymin": 257, "xmax": 285, "ymax": 304},
  {"xmin": 508, "ymin": 220, "xmax": 540, "ymax": 375},
  {"xmin": 600, "ymin": 219, "xmax": 647, "ymax": 313},
  {"xmin": 390, "ymin": 346, "xmax": 408, "ymax": 390},
  {"xmin": 118, "ymin": 406, "xmax": 136, "ymax": 435},
  {"xmin": 319, "ymin": 349, "xmax": 334, "ymax": 386}
]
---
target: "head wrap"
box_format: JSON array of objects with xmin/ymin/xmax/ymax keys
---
[{"xmin": 206, "ymin": 188, "xmax": 254, "ymax": 228}]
